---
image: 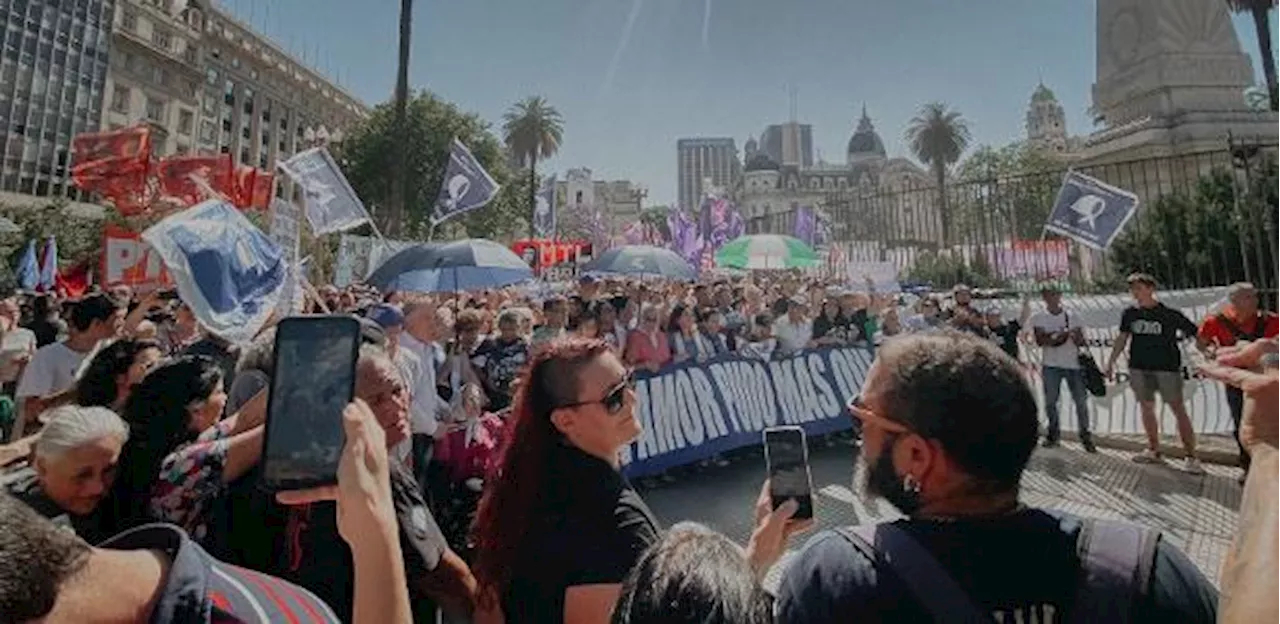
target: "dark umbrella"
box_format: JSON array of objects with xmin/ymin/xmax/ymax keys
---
[
  {"xmin": 366, "ymin": 239, "xmax": 533, "ymax": 293},
  {"xmin": 581, "ymin": 245, "xmax": 698, "ymax": 281}
]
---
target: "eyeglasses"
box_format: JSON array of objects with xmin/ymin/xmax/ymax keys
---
[
  {"xmin": 559, "ymin": 370, "xmax": 636, "ymax": 414},
  {"xmin": 848, "ymin": 394, "xmax": 910, "ymax": 434}
]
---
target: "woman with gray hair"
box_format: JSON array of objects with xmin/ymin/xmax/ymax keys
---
[{"xmin": 3, "ymin": 404, "xmax": 128, "ymax": 541}]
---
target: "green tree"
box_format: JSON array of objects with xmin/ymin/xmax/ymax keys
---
[
  {"xmin": 1227, "ymin": 0, "xmax": 1278, "ymax": 111},
  {"xmin": 502, "ymin": 96, "xmax": 564, "ymax": 236},
  {"xmin": 639, "ymin": 206, "xmax": 671, "ymax": 241},
  {"xmin": 336, "ymin": 91, "xmax": 528, "ymax": 242},
  {"xmin": 954, "ymin": 142, "xmax": 1063, "ymax": 242},
  {"xmin": 902, "ymin": 249, "xmax": 1003, "ymax": 289},
  {"xmin": 905, "ymin": 102, "xmax": 971, "ymax": 248}
]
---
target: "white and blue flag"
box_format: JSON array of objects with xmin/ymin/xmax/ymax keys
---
[
  {"xmin": 431, "ymin": 138, "xmax": 500, "ymax": 225},
  {"xmin": 143, "ymin": 200, "xmax": 286, "ymax": 343},
  {"xmin": 533, "ymin": 175, "xmax": 556, "ymax": 238},
  {"xmin": 277, "ymin": 147, "xmax": 370, "ymax": 235},
  {"xmin": 1044, "ymin": 171, "xmax": 1139, "ymax": 250},
  {"xmin": 15, "ymin": 240, "xmax": 37, "ymax": 291}
]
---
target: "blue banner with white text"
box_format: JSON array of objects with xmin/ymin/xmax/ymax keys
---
[{"xmin": 620, "ymin": 346, "xmax": 874, "ymax": 478}]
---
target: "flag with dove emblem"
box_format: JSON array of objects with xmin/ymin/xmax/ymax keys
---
[{"xmin": 1044, "ymin": 171, "xmax": 1139, "ymax": 250}]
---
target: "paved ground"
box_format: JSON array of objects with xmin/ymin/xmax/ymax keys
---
[{"xmin": 639, "ymin": 438, "xmax": 1244, "ymax": 592}]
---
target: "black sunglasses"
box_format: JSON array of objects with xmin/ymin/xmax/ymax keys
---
[{"xmin": 559, "ymin": 370, "xmax": 636, "ymax": 414}]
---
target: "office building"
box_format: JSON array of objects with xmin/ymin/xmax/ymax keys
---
[
  {"xmin": 676, "ymin": 137, "xmax": 739, "ymax": 211},
  {"xmin": 0, "ymin": 0, "xmax": 114, "ymax": 200},
  {"xmin": 102, "ymin": 0, "xmax": 204, "ymax": 156}
]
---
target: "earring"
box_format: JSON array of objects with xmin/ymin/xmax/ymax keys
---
[{"xmin": 903, "ymin": 474, "xmax": 922, "ymax": 494}]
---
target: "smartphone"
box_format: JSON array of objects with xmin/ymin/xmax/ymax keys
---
[
  {"xmin": 763, "ymin": 426, "xmax": 814, "ymax": 520},
  {"xmin": 260, "ymin": 315, "xmax": 362, "ymax": 491}
]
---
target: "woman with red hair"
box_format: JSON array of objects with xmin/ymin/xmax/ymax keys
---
[{"xmin": 470, "ymin": 338, "xmax": 660, "ymax": 622}]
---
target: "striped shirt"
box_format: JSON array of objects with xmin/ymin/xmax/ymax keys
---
[{"xmin": 100, "ymin": 523, "xmax": 339, "ymax": 624}]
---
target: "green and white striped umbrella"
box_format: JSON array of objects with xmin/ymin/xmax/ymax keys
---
[{"xmin": 714, "ymin": 234, "xmax": 819, "ymax": 270}]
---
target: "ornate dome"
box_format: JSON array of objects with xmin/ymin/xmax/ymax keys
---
[
  {"xmin": 846, "ymin": 106, "xmax": 886, "ymax": 159},
  {"xmin": 744, "ymin": 151, "xmax": 781, "ymax": 172},
  {"xmin": 1031, "ymin": 82, "xmax": 1058, "ymax": 103}
]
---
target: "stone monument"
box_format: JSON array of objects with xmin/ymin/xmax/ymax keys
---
[{"xmin": 1082, "ymin": 0, "xmax": 1277, "ymax": 164}]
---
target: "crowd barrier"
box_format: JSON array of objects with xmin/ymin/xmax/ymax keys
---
[{"xmin": 620, "ymin": 286, "xmax": 1236, "ymax": 477}]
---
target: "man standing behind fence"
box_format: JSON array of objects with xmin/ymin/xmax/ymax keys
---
[
  {"xmin": 1103, "ymin": 273, "xmax": 1204, "ymax": 474},
  {"xmin": 1030, "ymin": 285, "xmax": 1096, "ymax": 452},
  {"xmin": 1197, "ymin": 282, "xmax": 1278, "ymax": 479}
]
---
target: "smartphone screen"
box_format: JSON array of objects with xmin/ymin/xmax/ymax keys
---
[
  {"xmin": 260, "ymin": 316, "xmax": 361, "ymax": 491},
  {"xmin": 764, "ymin": 426, "xmax": 814, "ymax": 520}
]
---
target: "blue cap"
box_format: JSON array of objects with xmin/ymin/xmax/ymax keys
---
[{"xmin": 366, "ymin": 303, "xmax": 405, "ymax": 329}]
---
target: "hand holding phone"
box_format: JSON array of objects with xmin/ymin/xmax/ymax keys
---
[
  {"xmin": 260, "ymin": 316, "xmax": 363, "ymax": 491},
  {"xmin": 763, "ymin": 426, "xmax": 814, "ymax": 520}
]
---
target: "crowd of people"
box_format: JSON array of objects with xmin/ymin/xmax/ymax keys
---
[{"xmin": 0, "ymin": 268, "xmax": 1274, "ymax": 623}]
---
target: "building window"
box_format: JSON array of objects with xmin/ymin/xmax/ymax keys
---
[
  {"xmin": 122, "ymin": 10, "xmax": 137, "ymax": 31},
  {"xmin": 110, "ymin": 86, "xmax": 129, "ymax": 113},
  {"xmin": 178, "ymin": 109, "xmax": 193, "ymax": 135},
  {"xmin": 184, "ymin": 44, "xmax": 198, "ymax": 64},
  {"xmin": 153, "ymin": 67, "xmax": 168, "ymax": 86},
  {"xmin": 223, "ymin": 79, "xmax": 235, "ymax": 105},
  {"xmin": 206, "ymin": 67, "xmax": 217, "ymax": 85},
  {"xmin": 239, "ymin": 147, "xmax": 250, "ymax": 164},
  {"xmin": 145, "ymin": 97, "xmax": 165, "ymax": 122},
  {"xmin": 242, "ymin": 125, "xmax": 250, "ymax": 140},
  {"xmin": 199, "ymin": 120, "xmax": 216, "ymax": 142},
  {"xmin": 153, "ymin": 28, "xmax": 172, "ymax": 51}
]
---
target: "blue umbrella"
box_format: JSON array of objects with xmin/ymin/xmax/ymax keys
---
[
  {"xmin": 581, "ymin": 245, "xmax": 698, "ymax": 281},
  {"xmin": 367, "ymin": 239, "xmax": 533, "ymax": 292}
]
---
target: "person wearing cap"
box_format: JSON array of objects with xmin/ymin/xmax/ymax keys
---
[
  {"xmin": 367, "ymin": 304, "xmax": 427, "ymax": 458},
  {"xmin": 984, "ymin": 295, "xmax": 1032, "ymax": 360},
  {"xmin": 1030, "ymin": 285, "xmax": 1097, "ymax": 452}
]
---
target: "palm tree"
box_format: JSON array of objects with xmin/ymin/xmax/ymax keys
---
[
  {"xmin": 906, "ymin": 102, "xmax": 971, "ymax": 248},
  {"xmin": 387, "ymin": 0, "xmax": 413, "ymax": 236},
  {"xmin": 1227, "ymin": 0, "xmax": 1278, "ymax": 111},
  {"xmin": 502, "ymin": 97, "xmax": 564, "ymax": 237}
]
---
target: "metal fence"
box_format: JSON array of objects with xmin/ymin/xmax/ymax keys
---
[{"xmin": 750, "ymin": 140, "xmax": 1278, "ymax": 295}]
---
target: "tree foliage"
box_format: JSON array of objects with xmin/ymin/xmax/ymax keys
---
[
  {"xmin": 952, "ymin": 142, "xmax": 1063, "ymax": 242},
  {"xmin": 905, "ymin": 102, "xmax": 971, "ymax": 246},
  {"xmin": 502, "ymin": 96, "xmax": 564, "ymax": 239},
  {"xmin": 902, "ymin": 249, "xmax": 1003, "ymax": 289},
  {"xmin": 1110, "ymin": 161, "xmax": 1278, "ymax": 289},
  {"xmin": 336, "ymin": 90, "xmax": 529, "ymax": 242}
]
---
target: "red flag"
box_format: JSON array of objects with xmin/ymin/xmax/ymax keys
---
[
  {"xmin": 56, "ymin": 259, "xmax": 91, "ymax": 298},
  {"xmin": 249, "ymin": 170, "xmax": 275, "ymax": 210},
  {"xmin": 232, "ymin": 165, "xmax": 257, "ymax": 209},
  {"xmin": 156, "ymin": 153, "xmax": 234, "ymax": 206},
  {"xmin": 70, "ymin": 126, "xmax": 151, "ymax": 188}
]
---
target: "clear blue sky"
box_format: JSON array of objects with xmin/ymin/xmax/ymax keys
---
[{"xmin": 216, "ymin": 0, "xmax": 1276, "ymax": 206}]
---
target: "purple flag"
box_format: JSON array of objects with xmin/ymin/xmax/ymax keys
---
[{"xmin": 794, "ymin": 204, "xmax": 816, "ymax": 245}]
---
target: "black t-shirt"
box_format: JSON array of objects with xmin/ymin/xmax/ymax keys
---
[
  {"xmin": 503, "ymin": 444, "xmax": 662, "ymax": 623},
  {"xmin": 261, "ymin": 459, "xmax": 448, "ymax": 622},
  {"xmin": 835, "ymin": 310, "xmax": 868, "ymax": 341},
  {"xmin": 776, "ymin": 509, "xmax": 1217, "ymax": 624},
  {"xmin": 1120, "ymin": 303, "xmax": 1198, "ymax": 372},
  {"xmin": 989, "ymin": 320, "xmax": 1021, "ymax": 359},
  {"xmin": 471, "ymin": 337, "xmax": 529, "ymax": 411}
]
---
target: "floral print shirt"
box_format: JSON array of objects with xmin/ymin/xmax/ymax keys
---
[{"xmin": 150, "ymin": 420, "xmax": 234, "ymax": 543}]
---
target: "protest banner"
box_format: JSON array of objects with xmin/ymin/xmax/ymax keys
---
[
  {"xmin": 620, "ymin": 286, "xmax": 1234, "ymax": 477},
  {"xmin": 621, "ymin": 346, "xmax": 867, "ymax": 478},
  {"xmin": 1044, "ymin": 171, "xmax": 1139, "ymax": 250},
  {"xmin": 100, "ymin": 225, "xmax": 171, "ymax": 289}
]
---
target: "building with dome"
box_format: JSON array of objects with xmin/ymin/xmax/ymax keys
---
[{"xmin": 737, "ymin": 107, "xmax": 936, "ymax": 244}]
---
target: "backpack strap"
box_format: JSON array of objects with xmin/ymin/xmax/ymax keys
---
[
  {"xmin": 834, "ymin": 524, "xmax": 993, "ymax": 624},
  {"xmin": 1067, "ymin": 519, "xmax": 1159, "ymax": 624}
]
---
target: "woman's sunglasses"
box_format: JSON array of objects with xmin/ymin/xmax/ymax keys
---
[{"xmin": 560, "ymin": 370, "xmax": 636, "ymax": 414}]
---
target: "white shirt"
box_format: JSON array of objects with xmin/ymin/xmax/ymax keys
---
[
  {"xmin": 1030, "ymin": 309, "xmax": 1080, "ymax": 370},
  {"xmin": 772, "ymin": 317, "xmax": 813, "ymax": 355},
  {"xmin": 399, "ymin": 332, "xmax": 446, "ymax": 437},
  {"xmin": 15, "ymin": 341, "xmax": 96, "ymax": 400}
]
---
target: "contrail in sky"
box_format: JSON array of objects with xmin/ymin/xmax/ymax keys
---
[
  {"xmin": 602, "ymin": 0, "xmax": 645, "ymax": 92},
  {"xmin": 701, "ymin": 0, "xmax": 712, "ymax": 52}
]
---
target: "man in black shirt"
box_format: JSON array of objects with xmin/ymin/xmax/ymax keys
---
[
  {"xmin": 772, "ymin": 331, "xmax": 1218, "ymax": 623},
  {"xmin": 1103, "ymin": 273, "xmax": 1204, "ymax": 473}
]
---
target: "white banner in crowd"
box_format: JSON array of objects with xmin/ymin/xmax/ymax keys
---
[
  {"xmin": 269, "ymin": 199, "xmax": 305, "ymax": 315},
  {"xmin": 620, "ymin": 286, "xmax": 1234, "ymax": 476}
]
